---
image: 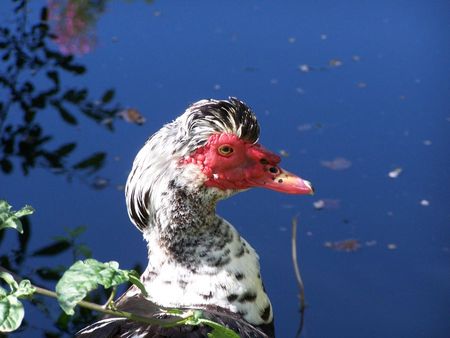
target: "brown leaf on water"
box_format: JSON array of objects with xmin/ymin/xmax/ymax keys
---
[
  {"xmin": 329, "ymin": 59, "xmax": 343, "ymax": 67},
  {"xmin": 324, "ymin": 239, "xmax": 361, "ymax": 252},
  {"xmin": 321, "ymin": 157, "xmax": 352, "ymax": 170},
  {"xmin": 117, "ymin": 108, "xmax": 146, "ymax": 125}
]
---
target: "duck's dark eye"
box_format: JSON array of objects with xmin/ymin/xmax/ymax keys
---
[
  {"xmin": 218, "ymin": 145, "xmax": 234, "ymax": 156},
  {"xmin": 269, "ymin": 166, "xmax": 280, "ymax": 174}
]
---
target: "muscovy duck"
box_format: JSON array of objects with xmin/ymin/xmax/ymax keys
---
[{"xmin": 77, "ymin": 98, "xmax": 313, "ymax": 338}]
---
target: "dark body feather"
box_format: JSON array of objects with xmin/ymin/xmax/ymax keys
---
[{"xmin": 76, "ymin": 287, "xmax": 274, "ymax": 338}]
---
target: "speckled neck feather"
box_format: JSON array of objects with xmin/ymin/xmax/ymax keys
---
[{"xmin": 139, "ymin": 178, "xmax": 273, "ymax": 326}]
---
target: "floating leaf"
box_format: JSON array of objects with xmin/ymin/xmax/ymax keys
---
[
  {"xmin": 0, "ymin": 200, "xmax": 34, "ymax": 234},
  {"xmin": 324, "ymin": 239, "xmax": 361, "ymax": 252},
  {"xmin": 117, "ymin": 108, "xmax": 146, "ymax": 125},
  {"xmin": 56, "ymin": 259, "xmax": 136, "ymax": 315},
  {"xmin": 321, "ymin": 157, "xmax": 352, "ymax": 170}
]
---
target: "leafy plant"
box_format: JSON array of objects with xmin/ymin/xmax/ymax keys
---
[
  {"xmin": 0, "ymin": 200, "xmax": 34, "ymax": 234},
  {"xmin": 0, "ymin": 200, "xmax": 239, "ymax": 337}
]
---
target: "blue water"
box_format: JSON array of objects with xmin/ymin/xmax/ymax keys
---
[{"xmin": 1, "ymin": 1, "xmax": 449, "ymax": 337}]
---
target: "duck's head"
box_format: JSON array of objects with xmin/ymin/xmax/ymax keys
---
[{"xmin": 126, "ymin": 97, "xmax": 313, "ymax": 231}]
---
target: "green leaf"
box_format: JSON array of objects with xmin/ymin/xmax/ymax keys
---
[
  {"xmin": 0, "ymin": 272, "xmax": 18, "ymax": 291},
  {"xmin": 0, "ymin": 294, "xmax": 24, "ymax": 332},
  {"xmin": 56, "ymin": 259, "xmax": 134, "ymax": 315},
  {"xmin": 184, "ymin": 311, "xmax": 240, "ymax": 338},
  {"xmin": 128, "ymin": 272, "xmax": 148, "ymax": 297},
  {"xmin": 165, "ymin": 308, "xmax": 184, "ymax": 315},
  {"xmin": 13, "ymin": 280, "xmax": 35, "ymax": 299},
  {"xmin": 0, "ymin": 272, "xmax": 35, "ymax": 299},
  {"xmin": 0, "ymin": 200, "xmax": 34, "ymax": 234},
  {"xmin": 203, "ymin": 319, "xmax": 240, "ymax": 338}
]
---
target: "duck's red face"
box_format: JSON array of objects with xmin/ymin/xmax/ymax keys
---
[{"xmin": 182, "ymin": 133, "xmax": 313, "ymax": 194}]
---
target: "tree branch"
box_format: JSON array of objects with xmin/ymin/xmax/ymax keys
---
[{"xmin": 291, "ymin": 216, "xmax": 306, "ymax": 337}]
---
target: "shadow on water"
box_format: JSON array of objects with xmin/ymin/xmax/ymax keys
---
[
  {"xmin": 0, "ymin": 1, "xmax": 145, "ymax": 336},
  {"xmin": 0, "ymin": 0, "xmax": 125, "ymax": 183}
]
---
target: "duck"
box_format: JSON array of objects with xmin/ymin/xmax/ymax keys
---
[{"xmin": 76, "ymin": 98, "xmax": 313, "ymax": 337}]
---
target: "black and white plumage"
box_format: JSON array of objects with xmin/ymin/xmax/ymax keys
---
[{"xmin": 77, "ymin": 98, "xmax": 313, "ymax": 338}]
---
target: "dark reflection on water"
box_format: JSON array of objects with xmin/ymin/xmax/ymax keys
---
[
  {"xmin": 0, "ymin": 0, "xmax": 126, "ymax": 183},
  {"xmin": 0, "ymin": 1, "xmax": 141, "ymax": 336}
]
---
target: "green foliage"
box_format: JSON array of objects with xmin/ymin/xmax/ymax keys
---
[
  {"xmin": 0, "ymin": 200, "xmax": 240, "ymax": 336},
  {"xmin": 0, "ymin": 271, "xmax": 35, "ymax": 332},
  {"xmin": 186, "ymin": 310, "xmax": 240, "ymax": 338},
  {"xmin": 56, "ymin": 259, "xmax": 140, "ymax": 315},
  {"xmin": 0, "ymin": 292, "xmax": 24, "ymax": 332},
  {"xmin": 0, "ymin": 200, "xmax": 34, "ymax": 234}
]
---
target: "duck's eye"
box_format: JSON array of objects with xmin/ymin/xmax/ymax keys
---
[{"xmin": 218, "ymin": 144, "xmax": 234, "ymax": 156}]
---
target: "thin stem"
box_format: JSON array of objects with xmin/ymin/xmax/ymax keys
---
[
  {"xmin": 31, "ymin": 285, "xmax": 189, "ymax": 328},
  {"xmin": 103, "ymin": 286, "xmax": 117, "ymax": 309},
  {"xmin": 291, "ymin": 216, "xmax": 306, "ymax": 338},
  {"xmin": 0, "ymin": 266, "xmax": 191, "ymax": 329}
]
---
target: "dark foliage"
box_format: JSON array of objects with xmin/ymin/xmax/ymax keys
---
[
  {"xmin": 0, "ymin": 217, "xmax": 144, "ymax": 337},
  {"xmin": 0, "ymin": 0, "xmax": 123, "ymax": 180}
]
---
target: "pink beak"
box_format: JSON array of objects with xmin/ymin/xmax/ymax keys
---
[{"xmin": 249, "ymin": 167, "xmax": 314, "ymax": 195}]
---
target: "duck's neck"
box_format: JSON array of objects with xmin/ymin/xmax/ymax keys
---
[{"xmin": 140, "ymin": 179, "xmax": 273, "ymax": 326}]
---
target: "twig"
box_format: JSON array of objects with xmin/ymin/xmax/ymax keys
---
[
  {"xmin": 0, "ymin": 266, "xmax": 191, "ymax": 328},
  {"xmin": 291, "ymin": 216, "xmax": 306, "ymax": 337}
]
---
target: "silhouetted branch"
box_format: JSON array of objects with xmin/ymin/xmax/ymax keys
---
[{"xmin": 291, "ymin": 216, "xmax": 306, "ymax": 337}]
